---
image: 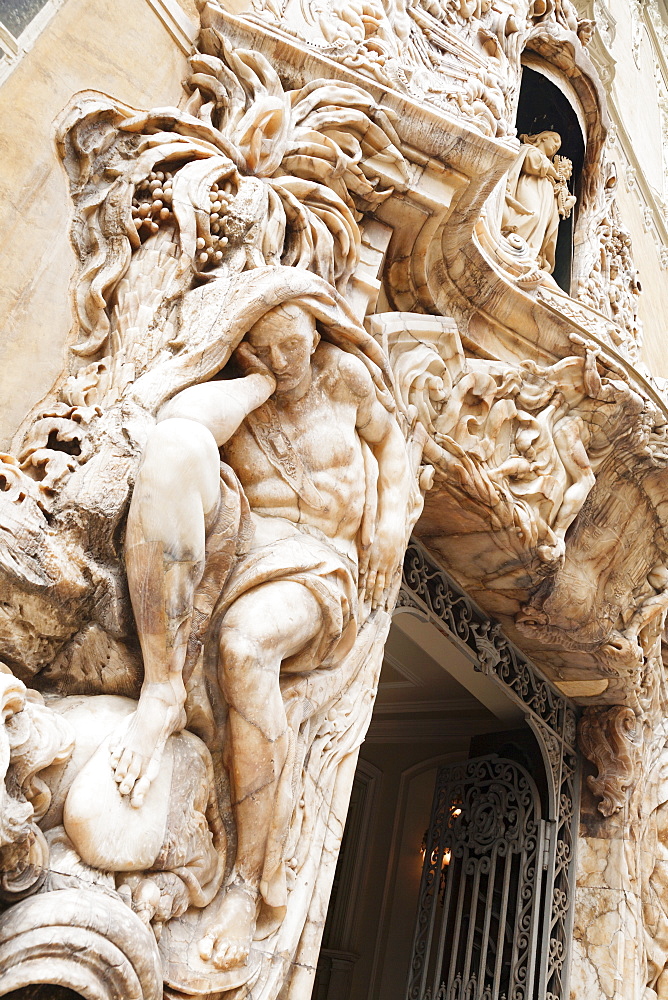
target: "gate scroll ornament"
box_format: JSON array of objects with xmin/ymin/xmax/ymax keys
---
[
  {"xmin": 398, "ymin": 540, "xmax": 579, "ymax": 1000},
  {"xmin": 409, "ymin": 755, "xmax": 543, "ymax": 1000}
]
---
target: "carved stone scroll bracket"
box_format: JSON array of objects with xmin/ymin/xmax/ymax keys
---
[
  {"xmin": 0, "ymin": 887, "xmax": 163, "ymax": 999},
  {"xmin": 578, "ymin": 705, "xmax": 643, "ymax": 816}
]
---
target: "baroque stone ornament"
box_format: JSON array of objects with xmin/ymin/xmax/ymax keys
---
[
  {"xmin": 574, "ymin": 164, "xmax": 643, "ymax": 360},
  {"xmin": 578, "ymin": 705, "xmax": 642, "ymax": 817},
  {"xmin": 7, "ymin": 1, "xmax": 668, "ymax": 998},
  {"xmin": 0, "ymin": 39, "xmax": 436, "ymax": 999},
  {"xmin": 502, "ymin": 130, "xmax": 576, "ymax": 273}
]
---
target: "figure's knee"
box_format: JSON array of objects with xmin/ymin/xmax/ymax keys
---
[
  {"xmin": 219, "ymin": 627, "xmax": 257, "ymax": 676},
  {"xmin": 218, "ymin": 626, "xmax": 272, "ymax": 701},
  {"xmin": 145, "ymin": 418, "xmax": 217, "ymax": 468}
]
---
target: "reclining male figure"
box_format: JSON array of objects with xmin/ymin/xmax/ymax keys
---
[{"xmin": 110, "ymin": 299, "xmax": 410, "ymax": 970}]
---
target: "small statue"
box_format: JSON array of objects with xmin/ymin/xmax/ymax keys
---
[{"xmin": 502, "ymin": 130, "xmax": 576, "ymax": 273}]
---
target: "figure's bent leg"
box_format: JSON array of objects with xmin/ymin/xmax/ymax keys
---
[
  {"xmin": 111, "ymin": 417, "xmax": 221, "ymax": 806},
  {"xmin": 199, "ymin": 581, "xmax": 322, "ymax": 970},
  {"xmin": 552, "ymin": 423, "xmax": 595, "ymax": 545}
]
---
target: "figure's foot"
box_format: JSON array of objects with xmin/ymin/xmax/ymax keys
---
[
  {"xmin": 198, "ymin": 881, "xmax": 258, "ymax": 970},
  {"xmin": 109, "ymin": 682, "xmax": 185, "ymax": 807}
]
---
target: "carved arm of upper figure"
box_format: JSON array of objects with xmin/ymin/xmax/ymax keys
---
[
  {"xmin": 345, "ymin": 355, "xmax": 412, "ymax": 609},
  {"xmin": 159, "ymin": 354, "xmax": 276, "ymax": 446}
]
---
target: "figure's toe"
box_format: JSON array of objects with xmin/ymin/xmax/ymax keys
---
[
  {"xmin": 213, "ymin": 940, "xmax": 245, "ymax": 970},
  {"xmin": 199, "ymin": 933, "xmax": 214, "ymax": 961},
  {"xmin": 212, "ymin": 944, "xmax": 227, "ymax": 969},
  {"xmin": 113, "ymin": 748, "xmax": 131, "ymax": 782},
  {"xmin": 118, "ymin": 753, "xmax": 141, "ymax": 795},
  {"xmin": 131, "ymin": 773, "xmax": 151, "ymax": 808}
]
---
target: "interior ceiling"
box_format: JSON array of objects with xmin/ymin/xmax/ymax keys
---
[{"xmin": 367, "ymin": 615, "xmax": 524, "ymax": 742}]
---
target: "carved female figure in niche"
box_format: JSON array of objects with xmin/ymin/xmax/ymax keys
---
[{"xmin": 502, "ymin": 130, "xmax": 576, "ymax": 273}]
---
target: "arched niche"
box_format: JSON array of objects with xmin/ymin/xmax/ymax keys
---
[{"xmin": 514, "ymin": 61, "xmax": 586, "ymax": 292}]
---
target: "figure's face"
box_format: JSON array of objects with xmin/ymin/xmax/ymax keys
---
[
  {"xmin": 539, "ymin": 132, "xmax": 561, "ymax": 157},
  {"xmin": 247, "ymin": 304, "xmax": 319, "ymax": 396}
]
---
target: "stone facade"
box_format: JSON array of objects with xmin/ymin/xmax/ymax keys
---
[{"xmin": 1, "ymin": 1, "xmax": 668, "ymax": 999}]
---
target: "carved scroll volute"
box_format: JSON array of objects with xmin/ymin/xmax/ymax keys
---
[{"xmin": 578, "ymin": 705, "xmax": 642, "ymax": 817}]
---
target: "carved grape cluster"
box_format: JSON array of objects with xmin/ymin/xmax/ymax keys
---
[
  {"xmin": 194, "ymin": 180, "xmax": 236, "ymax": 268},
  {"xmin": 131, "ymin": 170, "xmax": 174, "ymax": 237}
]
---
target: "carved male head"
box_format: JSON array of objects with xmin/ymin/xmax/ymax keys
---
[{"xmin": 246, "ymin": 302, "xmax": 320, "ymax": 398}]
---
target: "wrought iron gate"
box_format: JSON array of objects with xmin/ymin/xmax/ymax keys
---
[
  {"xmin": 398, "ymin": 540, "xmax": 579, "ymax": 1000},
  {"xmin": 407, "ymin": 755, "xmax": 544, "ymax": 1000}
]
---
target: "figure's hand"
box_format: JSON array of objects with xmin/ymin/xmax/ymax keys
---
[
  {"xmin": 362, "ymin": 520, "xmax": 406, "ymax": 610},
  {"xmin": 234, "ymin": 341, "xmax": 275, "ymax": 388}
]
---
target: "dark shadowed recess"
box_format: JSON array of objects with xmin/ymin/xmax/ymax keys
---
[
  {"xmin": 2, "ymin": 988, "xmax": 86, "ymax": 999},
  {"xmin": 516, "ymin": 65, "xmax": 586, "ymax": 293}
]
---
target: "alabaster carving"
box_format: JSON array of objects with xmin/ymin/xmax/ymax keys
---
[
  {"xmin": 0, "ymin": 36, "xmax": 438, "ymax": 999},
  {"xmin": 250, "ymin": 0, "xmax": 522, "ymax": 138},
  {"xmin": 575, "ymin": 165, "xmax": 643, "ymax": 359},
  {"xmin": 401, "ymin": 317, "xmax": 652, "ymax": 575},
  {"xmin": 502, "ymin": 130, "xmax": 576, "ymax": 273},
  {"xmin": 370, "ymin": 303, "xmax": 668, "ymax": 720},
  {"xmin": 112, "ymin": 280, "xmax": 412, "ymax": 976},
  {"xmin": 0, "ymin": 668, "xmax": 223, "ymax": 915},
  {"xmin": 224, "ymin": 0, "xmax": 493, "ymax": 135},
  {"xmin": 5, "ymin": 1, "xmax": 668, "ymax": 998},
  {"xmin": 213, "ymin": 0, "xmax": 598, "ymax": 156},
  {"xmin": 579, "ymin": 705, "xmax": 643, "ymax": 816}
]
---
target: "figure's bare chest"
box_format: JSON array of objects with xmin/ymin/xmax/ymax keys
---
[{"xmin": 223, "ymin": 389, "xmax": 360, "ymax": 487}]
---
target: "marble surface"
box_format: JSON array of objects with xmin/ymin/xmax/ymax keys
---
[{"xmin": 2, "ymin": 0, "xmax": 668, "ymax": 998}]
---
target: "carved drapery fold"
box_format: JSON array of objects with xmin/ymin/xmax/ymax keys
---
[
  {"xmin": 2, "ymin": 3, "xmax": 668, "ymax": 998},
  {"xmin": 578, "ymin": 705, "xmax": 643, "ymax": 817}
]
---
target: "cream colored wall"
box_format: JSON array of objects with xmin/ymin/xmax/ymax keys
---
[
  {"xmin": 613, "ymin": 180, "xmax": 668, "ymax": 379},
  {"xmin": 607, "ymin": 2, "xmax": 664, "ymax": 193},
  {"xmin": 0, "ymin": 0, "xmax": 197, "ymax": 448},
  {"xmin": 594, "ymin": 0, "xmax": 668, "ymax": 378}
]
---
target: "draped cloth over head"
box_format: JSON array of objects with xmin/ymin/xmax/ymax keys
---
[
  {"xmin": 131, "ymin": 264, "xmax": 396, "ymax": 414},
  {"xmin": 143, "ymin": 264, "xmax": 400, "ymax": 977}
]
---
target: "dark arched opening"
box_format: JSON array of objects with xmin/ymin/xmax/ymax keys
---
[
  {"xmin": 2, "ymin": 989, "xmax": 85, "ymax": 999},
  {"xmin": 516, "ymin": 65, "xmax": 585, "ymax": 293}
]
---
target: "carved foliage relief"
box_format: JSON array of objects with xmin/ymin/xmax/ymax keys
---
[
  {"xmin": 0, "ymin": 37, "xmax": 432, "ymax": 1000},
  {"xmin": 2, "ymin": 2, "xmax": 668, "ymax": 1000}
]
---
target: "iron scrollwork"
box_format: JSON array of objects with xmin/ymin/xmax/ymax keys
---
[
  {"xmin": 399, "ymin": 539, "xmax": 579, "ymax": 1000},
  {"xmin": 407, "ymin": 756, "xmax": 542, "ymax": 1000}
]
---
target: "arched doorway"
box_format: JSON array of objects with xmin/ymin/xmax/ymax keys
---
[{"xmin": 314, "ymin": 542, "xmax": 579, "ymax": 1000}]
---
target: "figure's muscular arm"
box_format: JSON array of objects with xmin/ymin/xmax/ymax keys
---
[
  {"xmin": 159, "ymin": 345, "xmax": 275, "ymax": 446},
  {"xmin": 341, "ymin": 355, "xmax": 411, "ymax": 608}
]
